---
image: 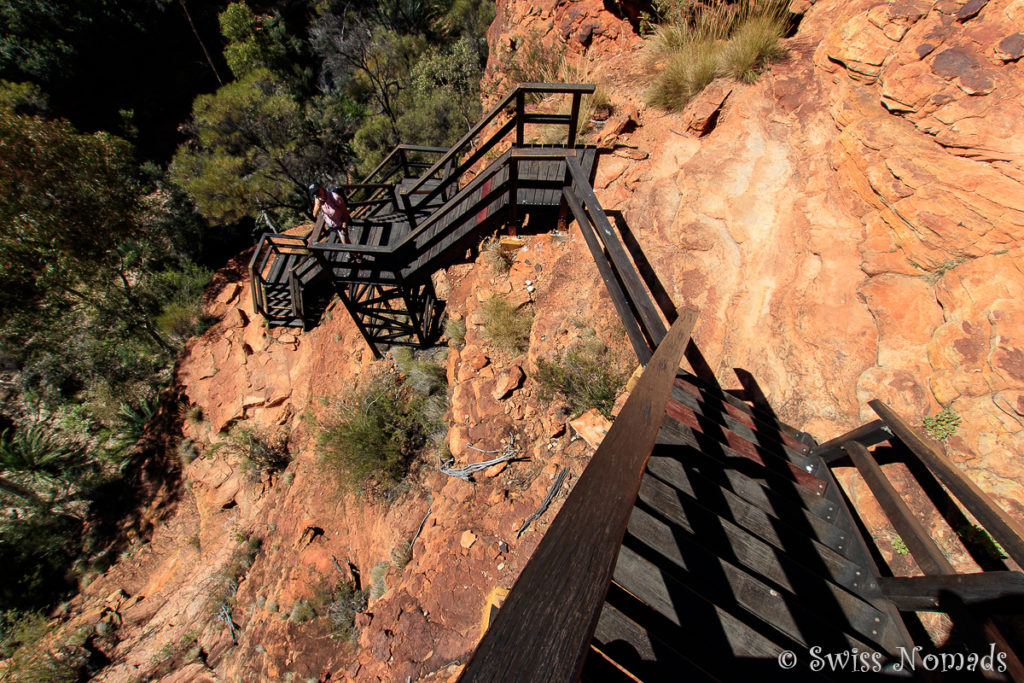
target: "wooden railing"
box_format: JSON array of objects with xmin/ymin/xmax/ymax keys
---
[
  {"xmin": 817, "ymin": 402, "xmax": 1024, "ymax": 678},
  {"xmin": 248, "ymin": 233, "xmax": 308, "ymax": 320},
  {"xmin": 399, "ymin": 83, "xmax": 595, "ymax": 224},
  {"xmin": 459, "ymin": 307, "xmax": 699, "ymax": 682}
]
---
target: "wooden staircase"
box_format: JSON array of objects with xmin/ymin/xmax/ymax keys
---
[
  {"xmin": 584, "ymin": 370, "xmax": 912, "ymax": 680},
  {"xmin": 248, "ymin": 84, "xmax": 600, "ymax": 357},
  {"xmin": 460, "ymin": 308, "xmax": 1024, "ymax": 681}
]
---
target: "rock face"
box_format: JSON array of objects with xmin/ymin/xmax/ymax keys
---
[{"xmin": 484, "ymin": 0, "xmax": 1024, "ymax": 554}]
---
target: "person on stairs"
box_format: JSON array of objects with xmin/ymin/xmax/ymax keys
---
[{"xmin": 310, "ymin": 183, "xmax": 359, "ymax": 263}]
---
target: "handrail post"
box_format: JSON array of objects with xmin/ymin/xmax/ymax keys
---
[
  {"xmin": 567, "ymin": 92, "xmax": 581, "ymax": 147},
  {"xmin": 515, "ymin": 91, "xmax": 525, "ymax": 147},
  {"xmin": 508, "ymin": 157, "xmax": 519, "ymax": 232},
  {"xmin": 401, "ymin": 191, "xmax": 417, "ymax": 230},
  {"xmin": 399, "ymin": 146, "xmax": 410, "ymax": 178}
]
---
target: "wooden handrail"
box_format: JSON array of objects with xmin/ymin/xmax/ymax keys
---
[
  {"xmin": 843, "ymin": 441, "xmax": 954, "ymax": 575},
  {"xmin": 869, "ymin": 400, "xmax": 1024, "ymax": 567},
  {"xmin": 460, "ymin": 307, "xmax": 699, "ymax": 682},
  {"xmin": 393, "ymin": 148, "xmax": 514, "ymax": 254},
  {"xmin": 566, "ymin": 156, "xmax": 668, "ymax": 346},
  {"xmin": 563, "ymin": 186, "xmax": 652, "ymax": 364},
  {"xmin": 403, "ymin": 83, "xmax": 595, "ymax": 201}
]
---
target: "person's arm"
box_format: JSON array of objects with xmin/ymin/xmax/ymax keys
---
[{"xmin": 312, "ymin": 196, "xmax": 323, "ymax": 217}]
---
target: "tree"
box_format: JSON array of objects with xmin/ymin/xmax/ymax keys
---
[
  {"xmin": 0, "ymin": 108, "xmax": 182, "ymax": 368},
  {"xmin": 219, "ymin": 2, "xmax": 312, "ymax": 94},
  {"xmin": 171, "ymin": 69, "xmax": 354, "ymax": 226}
]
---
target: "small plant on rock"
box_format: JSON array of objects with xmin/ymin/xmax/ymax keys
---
[
  {"xmin": 891, "ymin": 536, "xmax": 909, "ymax": 556},
  {"xmin": 445, "ymin": 317, "xmax": 467, "ymax": 347},
  {"xmin": 318, "ymin": 360, "xmax": 447, "ymax": 494},
  {"xmin": 219, "ymin": 426, "xmax": 290, "ymax": 474},
  {"xmin": 481, "ymin": 295, "xmax": 533, "ymax": 355},
  {"xmin": 922, "ymin": 408, "xmax": 961, "ymax": 441},
  {"xmin": 482, "ymin": 236, "xmax": 512, "ymax": 275},
  {"xmin": 536, "ymin": 336, "xmax": 628, "ymax": 418}
]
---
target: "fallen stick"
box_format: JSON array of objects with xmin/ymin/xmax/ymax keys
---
[
  {"xmin": 516, "ymin": 467, "xmax": 569, "ymax": 538},
  {"xmin": 438, "ymin": 435, "xmax": 522, "ymax": 481}
]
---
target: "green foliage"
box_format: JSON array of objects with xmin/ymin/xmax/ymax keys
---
[
  {"xmin": 220, "ymin": 3, "xmax": 311, "ymax": 92},
  {"xmin": 481, "ymin": 296, "xmax": 533, "ymax": 355},
  {"xmin": 0, "ymin": 80, "xmax": 47, "ymax": 115},
  {"xmin": 647, "ymin": 0, "xmax": 791, "ymax": 110},
  {"xmin": 0, "ymin": 611, "xmax": 86, "ymax": 682},
  {"xmin": 391, "ymin": 539, "xmax": 413, "ymax": 568},
  {"xmin": 150, "ymin": 263, "xmax": 215, "ymax": 342},
  {"xmin": 482, "ymin": 236, "xmax": 512, "ymax": 275},
  {"xmin": 922, "ymin": 408, "xmax": 961, "ymax": 441},
  {"xmin": 171, "ymin": 69, "xmax": 354, "ymax": 227},
  {"xmin": 289, "ymin": 599, "xmax": 314, "ymax": 623},
  {"xmin": 0, "ymin": 514, "xmax": 83, "ymax": 612},
  {"xmin": 445, "ymin": 317, "xmax": 467, "ymax": 347},
  {"xmin": 0, "ymin": 424, "xmax": 89, "ymax": 488},
  {"xmin": 891, "ymin": 536, "xmax": 909, "ymax": 555},
  {"xmin": 319, "ymin": 359, "xmax": 447, "ymax": 492},
  {"xmin": 324, "ymin": 580, "xmax": 368, "ymax": 639},
  {"xmin": 535, "ymin": 337, "xmax": 628, "ymax": 418}
]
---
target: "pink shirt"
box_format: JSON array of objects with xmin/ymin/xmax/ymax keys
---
[{"xmin": 322, "ymin": 190, "xmax": 351, "ymax": 229}]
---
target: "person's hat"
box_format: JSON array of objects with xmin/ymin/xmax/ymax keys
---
[
  {"xmin": 327, "ymin": 185, "xmax": 342, "ymax": 194},
  {"xmin": 308, "ymin": 183, "xmax": 320, "ymax": 194}
]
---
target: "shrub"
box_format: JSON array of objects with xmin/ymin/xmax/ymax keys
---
[
  {"xmin": 718, "ymin": 14, "xmax": 787, "ymax": 82},
  {"xmin": 481, "ymin": 296, "xmax": 533, "ymax": 355},
  {"xmin": 535, "ymin": 337, "xmax": 628, "ymax": 418},
  {"xmin": 482, "ymin": 236, "xmax": 512, "ymax": 275},
  {"xmin": 891, "ymin": 536, "xmax": 909, "ymax": 556},
  {"xmin": 219, "ymin": 426, "xmax": 290, "ymax": 474},
  {"xmin": 445, "ymin": 317, "xmax": 467, "ymax": 347},
  {"xmin": 324, "ymin": 581, "xmax": 368, "ymax": 640},
  {"xmin": 319, "ymin": 362, "xmax": 447, "ymax": 492},
  {"xmin": 369, "ymin": 561, "xmax": 390, "ymax": 600},
  {"xmin": 647, "ymin": 0, "xmax": 791, "ymax": 110},
  {"xmin": 177, "ymin": 438, "xmax": 199, "ymax": 467},
  {"xmin": 0, "ymin": 611, "xmax": 87, "ymax": 682},
  {"xmin": 289, "ymin": 600, "xmax": 314, "ymax": 623},
  {"xmin": 391, "ymin": 539, "xmax": 413, "ymax": 568},
  {"xmin": 922, "ymin": 408, "xmax": 961, "ymax": 441}
]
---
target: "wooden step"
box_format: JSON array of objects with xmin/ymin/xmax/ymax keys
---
[
  {"xmin": 657, "ymin": 416, "xmax": 828, "ymax": 498},
  {"xmin": 644, "ymin": 444, "xmax": 853, "ymax": 551},
  {"xmin": 626, "ymin": 496, "xmax": 890, "ymax": 651},
  {"xmin": 635, "ymin": 469, "xmax": 868, "ymax": 590},
  {"xmin": 607, "ymin": 550, "xmax": 830, "ymax": 680},
  {"xmin": 588, "ymin": 602, "xmax": 716, "ymax": 683}
]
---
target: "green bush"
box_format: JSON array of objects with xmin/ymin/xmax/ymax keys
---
[
  {"xmin": 289, "ymin": 599, "xmax": 314, "ymax": 623},
  {"xmin": 482, "ymin": 236, "xmax": 512, "ymax": 275},
  {"xmin": 319, "ymin": 361, "xmax": 447, "ymax": 492},
  {"xmin": 0, "ymin": 611, "xmax": 87, "ymax": 682},
  {"xmin": 535, "ymin": 338, "xmax": 627, "ymax": 418},
  {"xmin": 481, "ymin": 296, "xmax": 533, "ymax": 355},
  {"xmin": 324, "ymin": 581, "xmax": 368, "ymax": 640}
]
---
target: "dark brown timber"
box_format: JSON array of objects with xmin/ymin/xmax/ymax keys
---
[
  {"xmin": 459, "ymin": 307, "xmax": 699, "ymax": 682},
  {"xmin": 869, "ymin": 400, "xmax": 1024, "ymax": 567}
]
